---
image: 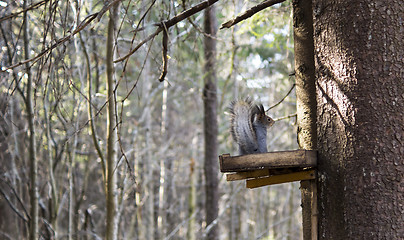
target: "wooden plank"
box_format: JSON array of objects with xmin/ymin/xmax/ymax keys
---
[
  {"xmin": 226, "ymin": 168, "xmax": 303, "ymax": 181},
  {"xmin": 218, "ymin": 153, "xmax": 231, "ymax": 172},
  {"xmin": 219, "ymin": 150, "xmax": 317, "ymax": 172},
  {"xmin": 246, "ymin": 170, "xmax": 316, "ymax": 188},
  {"xmin": 301, "ymin": 180, "xmax": 318, "ymax": 240},
  {"xmin": 226, "ymin": 169, "xmax": 270, "ymax": 181}
]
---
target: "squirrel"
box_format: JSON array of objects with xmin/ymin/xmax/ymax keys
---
[{"xmin": 229, "ymin": 98, "xmax": 275, "ymax": 155}]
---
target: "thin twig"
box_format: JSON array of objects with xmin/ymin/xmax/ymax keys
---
[
  {"xmin": 113, "ymin": 28, "xmax": 160, "ymax": 63},
  {"xmin": 96, "ymin": 0, "xmax": 123, "ymax": 22},
  {"xmin": 274, "ymin": 113, "xmax": 297, "ymax": 121},
  {"xmin": 159, "ymin": 23, "xmax": 169, "ymax": 82},
  {"xmin": 220, "ymin": 0, "xmax": 286, "ymax": 29},
  {"xmin": 1, "ymin": 12, "xmax": 100, "ymax": 72},
  {"xmin": 268, "ymin": 83, "xmax": 296, "ymax": 110},
  {"xmin": 79, "ymin": 33, "xmax": 106, "ymax": 180},
  {"xmin": 188, "ymin": 17, "xmax": 221, "ymax": 41},
  {"xmin": 0, "ymin": 0, "xmax": 49, "ymax": 23},
  {"xmin": 113, "ymin": 0, "xmax": 156, "ymax": 89},
  {"xmin": 68, "ymin": 78, "xmax": 99, "ymax": 112},
  {"xmin": 114, "ymin": 0, "xmax": 220, "ymax": 63},
  {"xmin": 4, "ymin": 179, "xmax": 30, "ymax": 220},
  {"xmin": 120, "ymin": 35, "xmax": 156, "ymax": 104},
  {"xmin": 0, "ymin": 184, "xmax": 29, "ymax": 223},
  {"xmin": 0, "ymin": 24, "xmax": 27, "ymax": 102}
]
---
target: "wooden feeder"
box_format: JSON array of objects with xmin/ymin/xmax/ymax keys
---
[{"xmin": 219, "ymin": 150, "xmax": 317, "ymax": 188}]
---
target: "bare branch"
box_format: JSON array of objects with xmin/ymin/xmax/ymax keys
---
[
  {"xmin": 188, "ymin": 17, "xmax": 221, "ymax": 41},
  {"xmin": 274, "ymin": 113, "xmax": 297, "ymax": 121},
  {"xmin": 79, "ymin": 33, "xmax": 106, "ymax": 180},
  {"xmin": 268, "ymin": 83, "xmax": 296, "ymax": 110},
  {"xmin": 220, "ymin": 0, "xmax": 286, "ymax": 29},
  {"xmin": 0, "ymin": 0, "xmax": 49, "ymax": 23},
  {"xmin": 2, "ymin": 179, "xmax": 30, "ymax": 221},
  {"xmin": 114, "ymin": 0, "xmax": 220, "ymax": 63},
  {"xmin": 158, "ymin": 24, "xmax": 169, "ymax": 82},
  {"xmin": 1, "ymin": 12, "xmax": 101, "ymax": 72},
  {"xmin": 0, "ymin": 24, "xmax": 27, "ymax": 102},
  {"xmin": 113, "ymin": 28, "xmax": 160, "ymax": 63},
  {"xmin": 0, "ymin": 188, "xmax": 29, "ymax": 223},
  {"xmin": 164, "ymin": 0, "xmax": 219, "ymax": 28},
  {"xmin": 96, "ymin": 0, "xmax": 123, "ymax": 22}
]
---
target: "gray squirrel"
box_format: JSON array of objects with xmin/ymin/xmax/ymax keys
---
[{"xmin": 229, "ymin": 98, "xmax": 275, "ymax": 155}]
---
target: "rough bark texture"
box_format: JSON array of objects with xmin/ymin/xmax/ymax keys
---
[
  {"xmin": 293, "ymin": 0, "xmax": 317, "ymax": 150},
  {"xmin": 314, "ymin": 0, "xmax": 404, "ymax": 239},
  {"xmin": 203, "ymin": 5, "xmax": 219, "ymax": 240},
  {"xmin": 293, "ymin": 0, "xmax": 317, "ymax": 239}
]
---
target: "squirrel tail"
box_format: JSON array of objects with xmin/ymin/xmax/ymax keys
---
[{"xmin": 229, "ymin": 97, "xmax": 258, "ymax": 155}]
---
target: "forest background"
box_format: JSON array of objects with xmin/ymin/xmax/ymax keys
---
[{"xmin": 0, "ymin": 0, "xmax": 302, "ymax": 239}]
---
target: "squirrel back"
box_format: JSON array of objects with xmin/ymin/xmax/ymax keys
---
[{"xmin": 229, "ymin": 98, "xmax": 274, "ymax": 155}]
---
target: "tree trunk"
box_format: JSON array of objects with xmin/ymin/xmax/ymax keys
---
[
  {"xmin": 23, "ymin": 0, "xmax": 39, "ymax": 238},
  {"xmin": 293, "ymin": 0, "xmax": 317, "ymax": 239},
  {"xmin": 44, "ymin": 90, "xmax": 58, "ymax": 237},
  {"xmin": 187, "ymin": 135, "xmax": 198, "ymax": 240},
  {"xmin": 105, "ymin": 4, "xmax": 119, "ymax": 240},
  {"xmin": 314, "ymin": 0, "xmax": 404, "ymax": 239},
  {"xmin": 203, "ymin": 5, "xmax": 219, "ymax": 240},
  {"xmin": 161, "ymin": 80, "xmax": 177, "ymax": 238}
]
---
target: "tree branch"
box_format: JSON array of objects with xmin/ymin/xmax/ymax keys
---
[
  {"xmin": 268, "ymin": 83, "xmax": 296, "ymax": 110},
  {"xmin": 220, "ymin": 0, "xmax": 285, "ymax": 29},
  {"xmin": 0, "ymin": 188, "xmax": 29, "ymax": 223},
  {"xmin": 0, "ymin": 0, "xmax": 49, "ymax": 23},
  {"xmin": 114, "ymin": 0, "xmax": 220, "ymax": 63},
  {"xmin": 79, "ymin": 33, "xmax": 106, "ymax": 181},
  {"xmin": 1, "ymin": 12, "xmax": 100, "ymax": 72},
  {"xmin": 274, "ymin": 113, "xmax": 297, "ymax": 121},
  {"xmin": 96, "ymin": 0, "xmax": 123, "ymax": 22},
  {"xmin": 158, "ymin": 24, "xmax": 169, "ymax": 82}
]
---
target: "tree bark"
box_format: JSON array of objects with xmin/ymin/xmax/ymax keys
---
[
  {"xmin": 314, "ymin": 0, "xmax": 404, "ymax": 239},
  {"xmin": 23, "ymin": 0, "xmax": 39, "ymax": 238},
  {"xmin": 44, "ymin": 89, "xmax": 58, "ymax": 237},
  {"xmin": 293, "ymin": 0, "xmax": 317, "ymax": 239},
  {"xmin": 105, "ymin": 4, "xmax": 119, "ymax": 240},
  {"xmin": 187, "ymin": 140, "xmax": 197, "ymax": 240},
  {"xmin": 293, "ymin": 0, "xmax": 317, "ymax": 150},
  {"xmin": 203, "ymin": 5, "xmax": 219, "ymax": 240}
]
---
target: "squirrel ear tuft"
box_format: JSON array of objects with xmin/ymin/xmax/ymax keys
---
[{"xmin": 255, "ymin": 104, "xmax": 265, "ymax": 114}]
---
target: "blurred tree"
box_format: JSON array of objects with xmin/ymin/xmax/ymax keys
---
[
  {"xmin": 22, "ymin": 0, "xmax": 38, "ymax": 238},
  {"xmin": 105, "ymin": 3, "xmax": 120, "ymax": 240},
  {"xmin": 203, "ymin": 4, "xmax": 219, "ymax": 240},
  {"xmin": 0, "ymin": 0, "xmax": 302, "ymax": 239}
]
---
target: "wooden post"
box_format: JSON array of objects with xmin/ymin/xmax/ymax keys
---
[
  {"xmin": 293, "ymin": 0, "xmax": 318, "ymax": 239},
  {"xmin": 300, "ymin": 179, "xmax": 318, "ymax": 240}
]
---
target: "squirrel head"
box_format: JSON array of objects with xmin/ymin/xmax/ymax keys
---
[{"xmin": 253, "ymin": 104, "xmax": 275, "ymax": 127}]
